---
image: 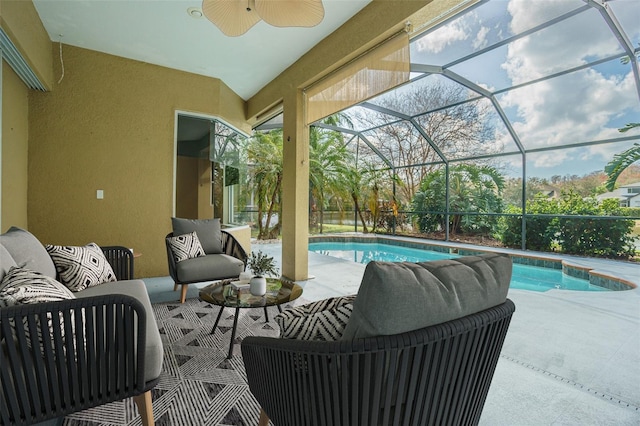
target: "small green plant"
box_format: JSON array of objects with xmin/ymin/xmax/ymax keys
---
[{"xmin": 247, "ymin": 250, "xmax": 278, "ymax": 277}]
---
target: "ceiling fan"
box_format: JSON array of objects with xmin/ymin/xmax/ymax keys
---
[{"xmin": 202, "ymin": 0, "xmax": 325, "ymax": 37}]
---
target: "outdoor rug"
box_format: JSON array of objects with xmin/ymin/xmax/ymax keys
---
[{"xmin": 63, "ymin": 297, "xmax": 305, "ymax": 426}]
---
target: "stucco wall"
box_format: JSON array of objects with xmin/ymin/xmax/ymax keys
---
[
  {"xmin": 28, "ymin": 44, "xmax": 249, "ymax": 277},
  {"xmin": 1, "ymin": 61, "xmax": 29, "ymax": 230}
]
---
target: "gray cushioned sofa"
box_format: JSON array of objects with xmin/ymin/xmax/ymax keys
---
[{"xmin": 0, "ymin": 227, "xmax": 162, "ymax": 426}]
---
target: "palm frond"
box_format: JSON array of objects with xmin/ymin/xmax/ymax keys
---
[{"xmin": 604, "ymin": 143, "xmax": 640, "ymax": 191}]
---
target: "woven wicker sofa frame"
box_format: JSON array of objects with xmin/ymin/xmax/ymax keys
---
[
  {"xmin": 0, "ymin": 246, "xmax": 158, "ymax": 426},
  {"xmin": 242, "ymin": 299, "xmax": 515, "ymax": 426}
]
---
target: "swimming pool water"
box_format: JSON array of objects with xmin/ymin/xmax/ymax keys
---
[{"xmin": 308, "ymin": 242, "xmax": 609, "ymax": 292}]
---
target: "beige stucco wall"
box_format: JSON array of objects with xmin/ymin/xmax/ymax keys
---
[
  {"xmin": 1, "ymin": 61, "xmax": 29, "ymax": 230},
  {"xmin": 0, "ymin": 0, "xmax": 54, "ymax": 89},
  {"xmin": 28, "ymin": 44, "xmax": 248, "ymax": 277}
]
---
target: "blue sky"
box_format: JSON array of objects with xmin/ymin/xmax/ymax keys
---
[{"xmin": 408, "ymin": 0, "xmax": 640, "ymax": 179}]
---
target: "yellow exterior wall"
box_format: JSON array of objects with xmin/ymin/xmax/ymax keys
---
[
  {"xmin": 0, "ymin": 0, "xmax": 54, "ymax": 89},
  {"xmin": 28, "ymin": 44, "xmax": 248, "ymax": 277},
  {"xmin": 1, "ymin": 61, "xmax": 29, "ymax": 230}
]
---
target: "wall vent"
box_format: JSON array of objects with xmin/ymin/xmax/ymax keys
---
[{"xmin": 0, "ymin": 28, "xmax": 47, "ymax": 91}]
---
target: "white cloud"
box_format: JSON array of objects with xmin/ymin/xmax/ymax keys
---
[
  {"xmin": 414, "ymin": 14, "xmax": 472, "ymax": 54},
  {"xmin": 473, "ymin": 26, "xmax": 490, "ymax": 50},
  {"xmin": 497, "ymin": 0, "xmax": 638, "ymax": 171}
]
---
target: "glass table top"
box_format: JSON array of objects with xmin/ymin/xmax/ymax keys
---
[{"xmin": 199, "ymin": 277, "xmax": 303, "ymax": 308}]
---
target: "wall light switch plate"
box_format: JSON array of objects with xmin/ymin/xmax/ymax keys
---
[{"xmin": 97, "ymin": 190, "xmax": 104, "ymax": 199}]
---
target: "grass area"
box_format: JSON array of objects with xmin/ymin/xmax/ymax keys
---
[{"xmin": 310, "ymin": 224, "xmax": 357, "ymax": 234}]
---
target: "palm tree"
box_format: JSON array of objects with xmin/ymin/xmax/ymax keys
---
[
  {"xmin": 247, "ymin": 130, "xmax": 283, "ymax": 240},
  {"xmin": 412, "ymin": 164, "xmax": 505, "ymax": 235},
  {"xmin": 604, "ymin": 123, "xmax": 640, "ymax": 191},
  {"xmin": 309, "ymin": 125, "xmax": 349, "ymax": 233}
]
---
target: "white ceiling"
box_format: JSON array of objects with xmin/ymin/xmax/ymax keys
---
[{"xmin": 32, "ymin": 0, "xmax": 372, "ymax": 100}]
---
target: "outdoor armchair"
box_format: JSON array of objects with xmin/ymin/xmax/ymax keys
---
[
  {"xmin": 165, "ymin": 218, "xmax": 248, "ymax": 303},
  {"xmin": 242, "ymin": 253, "xmax": 516, "ymax": 426}
]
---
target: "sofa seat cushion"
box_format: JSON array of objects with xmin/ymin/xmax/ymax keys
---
[
  {"xmin": 46, "ymin": 243, "xmax": 117, "ymax": 292},
  {"xmin": 0, "ymin": 227, "xmax": 57, "ymax": 279},
  {"xmin": 172, "ymin": 218, "xmax": 223, "ymax": 254},
  {"xmin": 175, "ymin": 253, "xmax": 244, "ymax": 283},
  {"xmin": 76, "ymin": 280, "xmax": 163, "ymax": 383},
  {"xmin": 342, "ymin": 253, "xmax": 512, "ymax": 340}
]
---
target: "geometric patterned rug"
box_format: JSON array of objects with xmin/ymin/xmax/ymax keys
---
[{"xmin": 63, "ymin": 297, "xmax": 305, "ymax": 426}]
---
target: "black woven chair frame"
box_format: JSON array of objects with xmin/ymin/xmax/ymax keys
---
[
  {"xmin": 101, "ymin": 245, "xmax": 135, "ymax": 280},
  {"xmin": 0, "ymin": 294, "xmax": 157, "ymax": 426},
  {"xmin": 242, "ymin": 299, "xmax": 515, "ymax": 426},
  {"xmin": 165, "ymin": 230, "xmax": 248, "ymax": 287}
]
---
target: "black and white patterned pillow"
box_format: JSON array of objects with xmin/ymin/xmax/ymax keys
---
[
  {"xmin": 168, "ymin": 231, "xmax": 206, "ymax": 263},
  {"xmin": 275, "ymin": 295, "xmax": 356, "ymax": 341},
  {"xmin": 46, "ymin": 243, "xmax": 117, "ymax": 292},
  {"xmin": 0, "ymin": 266, "xmax": 76, "ymax": 344}
]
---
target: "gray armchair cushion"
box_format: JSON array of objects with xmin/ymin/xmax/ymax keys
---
[
  {"xmin": 0, "ymin": 227, "xmax": 57, "ymax": 279},
  {"xmin": 175, "ymin": 253, "xmax": 244, "ymax": 283},
  {"xmin": 0, "ymin": 243, "xmax": 17, "ymax": 281},
  {"xmin": 342, "ymin": 253, "xmax": 512, "ymax": 340},
  {"xmin": 76, "ymin": 280, "xmax": 163, "ymax": 383},
  {"xmin": 171, "ymin": 218, "xmax": 223, "ymax": 254}
]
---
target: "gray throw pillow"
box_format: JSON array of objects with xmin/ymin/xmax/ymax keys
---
[
  {"xmin": 171, "ymin": 218, "xmax": 223, "ymax": 254},
  {"xmin": 0, "ymin": 227, "xmax": 57, "ymax": 279},
  {"xmin": 341, "ymin": 253, "xmax": 512, "ymax": 340}
]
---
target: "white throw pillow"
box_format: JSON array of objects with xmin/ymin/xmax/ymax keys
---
[
  {"xmin": 275, "ymin": 295, "xmax": 356, "ymax": 341},
  {"xmin": 168, "ymin": 231, "xmax": 206, "ymax": 263},
  {"xmin": 46, "ymin": 243, "xmax": 117, "ymax": 292}
]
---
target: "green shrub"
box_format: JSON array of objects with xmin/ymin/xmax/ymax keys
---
[{"xmin": 499, "ymin": 191, "xmax": 635, "ymax": 259}]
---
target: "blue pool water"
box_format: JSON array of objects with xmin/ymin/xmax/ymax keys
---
[{"xmin": 309, "ymin": 242, "xmax": 609, "ymax": 292}]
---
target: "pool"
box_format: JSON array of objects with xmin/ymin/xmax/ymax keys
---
[{"xmin": 308, "ymin": 241, "xmax": 610, "ymax": 292}]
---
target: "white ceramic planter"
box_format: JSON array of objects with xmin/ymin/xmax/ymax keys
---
[{"xmin": 250, "ymin": 276, "xmax": 267, "ymax": 296}]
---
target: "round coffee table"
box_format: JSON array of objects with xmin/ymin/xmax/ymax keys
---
[{"xmin": 199, "ymin": 278, "xmax": 303, "ymax": 358}]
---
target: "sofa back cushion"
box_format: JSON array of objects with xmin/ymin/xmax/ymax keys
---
[
  {"xmin": 171, "ymin": 218, "xmax": 223, "ymax": 254},
  {"xmin": 341, "ymin": 253, "xmax": 512, "ymax": 340},
  {"xmin": 0, "ymin": 227, "xmax": 57, "ymax": 279},
  {"xmin": 0, "ymin": 243, "xmax": 17, "ymax": 282}
]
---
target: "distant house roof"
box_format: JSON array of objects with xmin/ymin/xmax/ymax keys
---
[
  {"xmin": 596, "ymin": 190, "xmax": 626, "ymax": 201},
  {"xmin": 619, "ymin": 181, "xmax": 640, "ymax": 188}
]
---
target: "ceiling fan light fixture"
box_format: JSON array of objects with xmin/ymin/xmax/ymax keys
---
[
  {"xmin": 255, "ymin": 0, "xmax": 324, "ymax": 28},
  {"xmin": 202, "ymin": 0, "xmax": 261, "ymax": 37},
  {"xmin": 202, "ymin": 0, "xmax": 324, "ymax": 36}
]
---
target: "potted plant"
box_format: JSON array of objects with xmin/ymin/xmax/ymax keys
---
[{"xmin": 247, "ymin": 250, "xmax": 278, "ymax": 296}]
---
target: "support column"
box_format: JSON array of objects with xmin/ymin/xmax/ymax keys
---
[{"xmin": 281, "ymin": 90, "xmax": 309, "ymax": 281}]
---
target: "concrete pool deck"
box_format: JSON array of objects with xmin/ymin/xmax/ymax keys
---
[{"xmin": 145, "ymin": 239, "xmax": 640, "ymax": 425}]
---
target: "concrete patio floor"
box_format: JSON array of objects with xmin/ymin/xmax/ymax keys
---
[{"xmin": 145, "ymin": 240, "xmax": 640, "ymax": 425}]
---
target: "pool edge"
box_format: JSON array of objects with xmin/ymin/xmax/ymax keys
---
[{"xmin": 308, "ymin": 234, "xmax": 636, "ymax": 291}]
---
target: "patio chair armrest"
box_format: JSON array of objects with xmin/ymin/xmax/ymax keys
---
[
  {"xmin": 222, "ymin": 230, "xmax": 248, "ymax": 267},
  {"xmin": 101, "ymin": 245, "xmax": 135, "ymax": 280}
]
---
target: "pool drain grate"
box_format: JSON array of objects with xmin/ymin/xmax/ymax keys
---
[{"xmin": 500, "ymin": 355, "xmax": 639, "ymax": 412}]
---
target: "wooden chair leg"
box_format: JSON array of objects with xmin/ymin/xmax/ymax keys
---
[
  {"xmin": 173, "ymin": 283, "xmax": 178, "ymax": 292},
  {"xmin": 133, "ymin": 391, "xmax": 154, "ymax": 426},
  {"xmin": 259, "ymin": 408, "xmax": 270, "ymax": 426},
  {"xmin": 180, "ymin": 284, "xmax": 188, "ymax": 303}
]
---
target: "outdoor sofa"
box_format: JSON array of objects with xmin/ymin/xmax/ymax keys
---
[{"xmin": 0, "ymin": 227, "xmax": 162, "ymax": 426}]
